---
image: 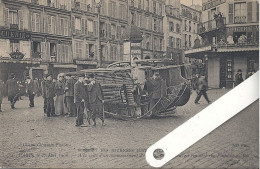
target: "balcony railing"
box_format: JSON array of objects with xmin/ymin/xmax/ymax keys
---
[
  {"xmin": 199, "ymin": 17, "xmax": 226, "ymax": 34},
  {"xmin": 234, "ymin": 16, "xmax": 246, "ymax": 24}
]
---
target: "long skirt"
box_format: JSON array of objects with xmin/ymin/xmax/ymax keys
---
[{"xmin": 55, "ymin": 94, "xmax": 68, "ymax": 116}]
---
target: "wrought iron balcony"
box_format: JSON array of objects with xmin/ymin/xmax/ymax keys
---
[{"xmin": 199, "ymin": 17, "xmax": 226, "ymax": 34}]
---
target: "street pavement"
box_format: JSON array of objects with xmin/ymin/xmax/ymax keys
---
[{"xmin": 0, "ymin": 89, "xmax": 258, "ymax": 168}]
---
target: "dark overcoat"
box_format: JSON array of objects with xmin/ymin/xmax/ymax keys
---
[
  {"xmin": 6, "ymin": 78, "xmax": 19, "ymax": 101},
  {"xmin": 65, "ymin": 78, "xmax": 75, "ymax": 97},
  {"xmin": 74, "ymin": 81, "xmax": 87, "ymax": 103},
  {"xmin": 25, "ymin": 80, "xmax": 38, "ymax": 95},
  {"xmin": 87, "ymin": 82, "xmax": 103, "ymax": 104},
  {"xmin": 45, "ymin": 80, "xmax": 56, "ymax": 98}
]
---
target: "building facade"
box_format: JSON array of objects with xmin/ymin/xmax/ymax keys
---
[
  {"xmin": 0, "ymin": 0, "xmax": 73, "ymax": 81},
  {"xmin": 163, "ymin": 0, "xmax": 183, "ymax": 64},
  {"xmin": 185, "ymin": 0, "xmax": 259, "ymax": 88},
  {"xmin": 128, "ymin": 0, "xmax": 165, "ymax": 60},
  {"xmin": 181, "ymin": 4, "xmax": 201, "ymax": 51}
]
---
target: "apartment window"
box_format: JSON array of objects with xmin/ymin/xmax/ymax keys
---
[
  {"xmin": 75, "ymin": 42, "xmax": 82, "ymax": 59},
  {"xmin": 75, "ymin": 17, "xmax": 81, "ymax": 30},
  {"xmin": 10, "ymin": 40, "xmax": 19, "ymax": 52},
  {"xmin": 138, "ymin": 0, "xmax": 142, "ymax": 9},
  {"xmin": 176, "ymin": 24, "xmax": 180, "ymax": 33},
  {"xmin": 32, "ymin": 41, "xmax": 41, "ymax": 58},
  {"xmin": 31, "ymin": 13, "xmax": 40, "ymax": 32},
  {"xmin": 9, "ymin": 10, "xmax": 18, "ymax": 24},
  {"xmin": 60, "ymin": 18, "xmax": 69, "ymax": 36},
  {"xmin": 184, "ymin": 20, "xmax": 187, "ymax": 31},
  {"xmin": 48, "ymin": 15, "xmax": 55, "ymax": 34},
  {"xmin": 194, "ymin": 23, "xmax": 196, "ymax": 33},
  {"xmin": 89, "ymin": 44, "xmax": 94, "ymax": 58},
  {"xmin": 169, "ymin": 22, "xmax": 174, "ymax": 32},
  {"xmin": 234, "ymin": 3, "xmax": 246, "ymax": 23},
  {"xmin": 111, "ymin": 1, "xmax": 117, "ymax": 18},
  {"xmin": 189, "ymin": 21, "xmax": 191, "ymax": 32},
  {"xmin": 153, "ymin": 19, "xmax": 157, "ymax": 31},
  {"xmin": 87, "ymin": 20, "xmax": 93, "ymax": 33},
  {"xmin": 50, "ymin": 43, "xmax": 56, "ymax": 56},
  {"xmin": 228, "ymin": 4, "xmax": 234, "ymax": 24},
  {"xmin": 111, "ymin": 24, "xmax": 116, "ymax": 39},
  {"xmin": 159, "ymin": 4, "xmax": 162, "ymax": 15},
  {"xmin": 153, "ymin": 2, "xmax": 156, "ymax": 14},
  {"xmin": 176, "ymin": 38, "xmax": 180, "ymax": 49},
  {"xmin": 145, "ymin": 0, "xmax": 149, "ymax": 11}
]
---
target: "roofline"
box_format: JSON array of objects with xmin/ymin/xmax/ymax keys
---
[{"xmin": 181, "ymin": 4, "xmax": 202, "ymax": 13}]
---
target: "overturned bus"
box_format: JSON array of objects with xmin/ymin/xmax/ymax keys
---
[{"xmin": 66, "ymin": 59, "xmax": 192, "ymax": 120}]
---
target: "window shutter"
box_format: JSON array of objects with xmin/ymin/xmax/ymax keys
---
[
  {"xmin": 108, "ymin": 1, "xmax": 112, "ymax": 17},
  {"xmin": 228, "ymin": 4, "xmax": 233, "ymax": 24},
  {"xmin": 85, "ymin": 43, "xmax": 89, "ymax": 58},
  {"xmin": 72, "ymin": 16, "xmax": 75, "ymax": 34},
  {"xmin": 18, "ymin": 10, "xmax": 23, "ymax": 30},
  {"xmin": 108, "ymin": 23, "xmax": 111, "ymax": 38},
  {"xmin": 29, "ymin": 12, "xmax": 33, "ymax": 31},
  {"xmin": 46, "ymin": 42, "xmax": 50, "ymax": 61},
  {"xmin": 81, "ymin": 18, "xmax": 84, "ymax": 34},
  {"xmin": 41, "ymin": 42, "xmax": 46, "ymax": 61},
  {"xmin": 85, "ymin": 19, "xmax": 88, "ymax": 35},
  {"xmin": 173, "ymin": 37, "xmax": 175, "ymax": 48},
  {"xmin": 58, "ymin": 18, "xmax": 62, "ymax": 35},
  {"xmin": 3, "ymin": 7, "xmax": 9, "ymax": 28},
  {"xmin": 106, "ymin": 23, "xmax": 109, "ymax": 38},
  {"xmin": 54, "ymin": 16, "xmax": 57, "ymax": 34},
  {"xmin": 94, "ymin": 21, "xmax": 98, "ymax": 36},
  {"xmin": 57, "ymin": 44, "xmax": 61, "ymax": 62},
  {"xmin": 247, "ymin": 2, "xmax": 252, "ymax": 22},
  {"xmin": 44, "ymin": 15, "xmax": 47, "ymax": 33},
  {"xmin": 94, "ymin": 44, "xmax": 98, "ymax": 59}
]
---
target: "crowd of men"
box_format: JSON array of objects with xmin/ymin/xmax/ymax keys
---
[{"xmin": 0, "ymin": 73, "xmax": 105, "ymax": 127}]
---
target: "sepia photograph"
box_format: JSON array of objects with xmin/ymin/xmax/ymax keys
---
[{"xmin": 0, "ymin": 0, "xmax": 259, "ymax": 168}]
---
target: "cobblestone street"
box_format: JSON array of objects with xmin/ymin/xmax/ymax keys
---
[{"xmin": 0, "ymin": 89, "xmax": 258, "ymax": 168}]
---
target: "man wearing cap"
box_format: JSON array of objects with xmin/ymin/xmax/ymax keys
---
[
  {"xmin": 41, "ymin": 74, "xmax": 47, "ymax": 114},
  {"xmin": 235, "ymin": 69, "xmax": 243, "ymax": 86},
  {"xmin": 45, "ymin": 74, "xmax": 56, "ymax": 117},
  {"xmin": 65, "ymin": 74, "xmax": 76, "ymax": 117},
  {"xmin": 25, "ymin": 76, "xmax": 38, "ymax": 107},
  {"xmin": 6, "ymin": 73, "xmax": 19, "ymax": 109},
  {"xmin": 87, "ymin": 73, "xmax": 105, "ymax": 126},
  {"xmin": 74, "ymin": 74, "xmax": 88, "ymax": 126}
]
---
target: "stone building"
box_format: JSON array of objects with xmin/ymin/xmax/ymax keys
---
[
  {"xmin": 163, "ymin": 0, "xmax": 183, "ymax": 64},
  {"xmin": 0, "ymin": 0, "xmax": 73, "ymax": 81},
  {"xmin": 185, "ymin": 0, "xmax": 259, "ymax": 88},
  {"xmin": 181, "ymin": 4, "xmax": 202, "ymax": 51},
  {"xmin": 128, "ymin": 0, "xmax": 165, "ymax": 60}
]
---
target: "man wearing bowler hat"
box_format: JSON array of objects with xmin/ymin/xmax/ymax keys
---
[
  {"xmin": 74, "ymin": 74, "xmax": 88, "ymax": 126},
  {"xmin": 87, "ymin": 73, "xmax": 105, "ymax": 126}
]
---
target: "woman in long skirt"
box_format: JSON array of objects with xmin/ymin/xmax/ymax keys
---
[{"xmin": 55, "ymin": 73, "xmax": 68, "ymax": 116}]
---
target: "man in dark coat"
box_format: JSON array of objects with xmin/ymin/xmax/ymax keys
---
[
  {"xmin": 87, "ymin": 73, "xmax": 104, "ymax": 126},
  {"xmin": 235, "ymin": 69, "xmax": 244, "ymax": 86},
  {"xmin": 65, "ymin": 74, "xmax": 76, "ymax": 117},
  {"xmin": 25, "ymin": 76, "xmax": 38, "ymax": 107},
  {"xmin": 74, "ymin": 74, "xmax": 88, "ymax": 126},
  {"xmin": 6, "ymin": 73, "xmax": 19, "ymax": 109},
  {"xmin": 45, "ymin": 74, "xmax": 56, "ymax": 117},
  {"xmin": 41, "ymin": 75, "xmax": 47, "ymax": 114},
  {"xmin": 195, "ymin": 76, "xmax": 211, "ymax": 104},
  {"xmin": 0, "ymin": 80, "xmax": 4, "ymax": 112},
  {"xmin": 144, "ymin": 71, "xmax": 166, "ymax": 114}
]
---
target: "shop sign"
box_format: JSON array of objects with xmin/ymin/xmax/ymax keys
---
[
  {"xmin": 9, "ymin": 51, "xmax": 25, "ymax": 59},
  {"xmin": 185, "ymin": 46, "xmax": 212, "ymax": 55},
  {"xmin": 0, "ymin": 29, "xmax": 31, "ymax": 40},
  {"xmin": 75, "ymin": 60, "xmax": 97, "ymax": 65},
  {"xmin": 202, "ymin": 0, "xmax": 226, "ymax": 11}
]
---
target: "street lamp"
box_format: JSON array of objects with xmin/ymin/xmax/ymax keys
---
[{"xmin": 96, "ymin": 0, "xmax": 102, "ymax": 67}]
